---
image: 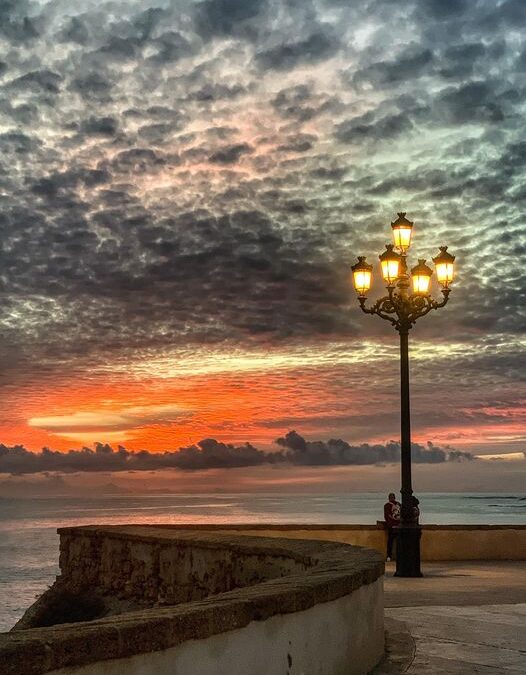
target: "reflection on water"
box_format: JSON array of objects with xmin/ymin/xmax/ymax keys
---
[{"xmin": 0, "ymin": 492, "xmax": 524, "ymax": 632}]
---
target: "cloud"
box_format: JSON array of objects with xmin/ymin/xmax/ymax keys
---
[
  {"xmin": 7, "ymin": 69, "xmax": 62, "ymax": 93},
  {"xmin": 79, "ymin": 116, "xmax": 119, "ymax": 136},
  {"xmin": 435, "ymin": 80, "xmax": 505, "ymax": 124},
  {"xmin": 0, "ymin": 0, "xmax": 524, "ymax": 457},
  {"xmin": 209, "ymin": 143, "xmax": 253, "ymax": 164},
  {"xmin": 352, "ymin": 45, "xmax": 434, "ymax": 87},
  {"xmin": 0, "ymin": 431, "xmax": 474, "ymax": 474},
  {"xmin": 274, "ymin": 431, "xmax": 473, "ymax": 466},
  {"xmin": 28, "ymin": 404, "xmax": 192, "ymax": 433},
  {"xmin": 335, "ymin": 111, "xmax": 413, "ymax": 144},
  {"xmin": 195, "ymin": 0, "xmax": 268, "ymax": 38},
  {"xmin": 255, "ymin": 27, "xmax": 339, "ymax": 71},
  {"xmin": 475, "ymin": 452, "xmax": 526, "ymax": 462}
]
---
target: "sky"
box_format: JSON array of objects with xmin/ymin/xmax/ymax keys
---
[{"xmin": 0, "ymin": 0, "xmax": 525, "ymax": 491}]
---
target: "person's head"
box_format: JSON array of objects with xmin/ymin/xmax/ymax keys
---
[
  {"xmin": 411, "ymin": 496, "xmax": 420, "ymax": 506},
  {"xmin": 388, "ymin": 492, "xmax": 396, "ymax": 503}
]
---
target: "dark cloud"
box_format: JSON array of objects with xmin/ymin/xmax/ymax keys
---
[
  {"xmin": 0, "ymin": 132, "xmax": 41, "ymax": 154},
  {"xmin": 256, "ymin": 27, "xmax": 339, "ymax": 70},
  {"xmin": 0, "ymin": 0, "xmax": 524, "ymax": 453},
  {"xmin": 277, "ymin": 133, "xmax": 316, "ymax": 153},
  {"xmin": 147, "ymin": 31, "xmax": 197, "ymax": 64},
  {"xmin": 0, "ymin": 431, "xmax": 473, "ymax": 474},
  {"xmin": 209, "ymin": 143, "xmax": 253, "ymax": 164},
  {"xmin": 275, "ymin": 431, "xmax": 473, "ymax": 466},
  {"xmin": 437, "ymin": 43, "xmax": 486, "ymax": 79},
  {"xmin": 79, "ymin": 116, "xmax": 119, "ymax": 136},
  {"xmin": 485, "ymin": 0, "xmax": 526, "ymax": 28},
  {"xmin": 435, "ymin": 81, "xmax": 505, "ymax": 124},
  {"xmin": 69, "ymin": 71, "xmax": 112, "ymax": 99},
  {"xmin": 353, "ymin": 45, "xmax": 433, "ymax": 86},
  {"xmin": 187, "ymin": 82, "xmax": 246, "ymax": 102},
  {"xmin": 8, "ymin": 69, "xmax": 62, "ymax": 93},
  {"xmin": 195, "ymin": 0, "xmax": 268, "ymax": 38},
  {"xmin": 335, "ymin": 111, "xmax": 413, "ymax": 143},
  {"xmin": 108, "ymin": 148, "xmax": 166, "ymax": 172},
  {"xmin": 0, "ymin": 13, "xmax": 39, "ymax": 42},
  {"xmin": 416, "ymin": 0, "xmax": 469, "ymax": 20},
  {"xmin": 58, "ymin": 16, "xmax": 90, "ymax": 45}
]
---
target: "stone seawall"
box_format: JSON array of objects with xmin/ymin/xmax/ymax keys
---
[
  {"xmin": 57, "ymin": 527, "xmax": 309, "ymax": 606},
  {"xmin": 1, "ymin": 526, "xmax": 385, "ymax": 675}
]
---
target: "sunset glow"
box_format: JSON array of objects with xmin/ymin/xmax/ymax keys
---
[{"xmin": 0, "ymin": 0, "xmax": 524, "ymax": 490}]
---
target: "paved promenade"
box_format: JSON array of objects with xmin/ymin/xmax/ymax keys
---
[{"xmin": 374, "ymin": 562, "xmax": 526, "ymax": 674}]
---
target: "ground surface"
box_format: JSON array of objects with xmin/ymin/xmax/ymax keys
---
[{"xmin": 373, "ymin": 562, "xmax": 526, "ymax": 674}]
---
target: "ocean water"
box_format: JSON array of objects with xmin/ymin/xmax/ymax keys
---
[{"xmin": 0, "ymin": 492, "xmax": 524, "ymax": 632}]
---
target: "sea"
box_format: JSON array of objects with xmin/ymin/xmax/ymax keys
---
[{"xmin": 1, "ymin": 492, "xmax": 525, "ymax": 632}]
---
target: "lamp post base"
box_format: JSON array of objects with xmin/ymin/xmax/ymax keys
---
[{"xmin": 394, "ymin": 525, "xmax": 423, "ymax": 577}]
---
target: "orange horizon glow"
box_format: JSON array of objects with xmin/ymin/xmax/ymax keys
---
[{"xmin": 1, "ymin": 349, "xmax": 524, "ymax": 456}]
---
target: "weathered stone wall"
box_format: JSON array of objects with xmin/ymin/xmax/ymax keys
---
[
  {"xmin": 46, "ymin": 579, "xmax": 384, "ymax": 675},
  {"xmin": 1, "ymin": 527, "xmax": 384, "ymax": 675},
  {"xmin": 58, "ymin": 527, "xmax": 309, "ymax": 605}
]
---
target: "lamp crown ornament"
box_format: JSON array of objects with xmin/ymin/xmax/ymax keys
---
[
  {"xmin": 379, "ymin": 243, "xmax": 399, "ymax": 258},
  {"xmin": 391, "ymin": 212, "xmax": 413, "ymax": 226},
  {"xmin": 352, "ymin": 212, "xmax": 455, "ymax": 331}
]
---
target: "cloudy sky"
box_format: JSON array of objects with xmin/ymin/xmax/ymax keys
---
[{"xmin": 0, "ymin": 0, "xmax": 525, "ymax": 487}]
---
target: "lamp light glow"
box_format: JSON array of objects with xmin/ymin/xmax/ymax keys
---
[
  {"xmin": 352, "ymin": 211, "xmax": 455, "ymax": 578},
  {"xmin": 411, "ymin": 259, "xmax": 433, "ymax": 295},
  {"xmin": 351, "ymin": 256, "xmax": 373, "ymax": 296},
  {"xmin": 432, "ymin": 246, "xmax": 455, "ymax": 287},
  {"xmin": 391, "ymin": 212, "xmax": 414, "ymax": 252},
  {"xmin": 379, "ymin": 244, "xmax": 401, "ymax": 285}
]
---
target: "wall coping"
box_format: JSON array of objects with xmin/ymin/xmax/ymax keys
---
[
  {"xmin": 88, "ymin": 523, "xmax": 526, "ymax": 531},
  {"xmin": 0, "ymin": 527, "xmax": 383, "ymax": 675}
]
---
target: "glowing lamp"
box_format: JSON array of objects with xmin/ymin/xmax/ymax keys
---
[
  {"xmin": 411, "ymin": 259, "xmax": 433, "ymax": 295},
  {"xmin": 391, "ymin": 212, "xmax": 414, "ymax": 252},
  {"xmin": 379, "ymin": 244, "xmax": 401, "ymax": 285},
  {"xmin": 351, "ymin": 256, "xmax": 373, "ymax": 296},
  {"xmin": 432, "ymin": 246, "xmax": 455, "ymax": 288}
]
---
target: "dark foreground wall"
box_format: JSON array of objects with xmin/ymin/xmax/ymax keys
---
[{"xmin": 0, "ymin": 527, "xmax": 384, "ymax": 675}]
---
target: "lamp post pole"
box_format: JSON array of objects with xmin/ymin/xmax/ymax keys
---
[
  {"xmin": 398, "ymin": 322, "xmax": 421, "ymax": 577},
  {"xmin": 351, "ymin": 214, "xmax": 456, "ymax": 577}
]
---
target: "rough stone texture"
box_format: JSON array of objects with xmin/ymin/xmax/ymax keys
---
[
  {"xmin": 47, "ymin": 580, "xmax": 384, "ymax": 675},
  {"xmin": 0, "ymin": 527, "xmax": 384, "ymax": 675},
  {"xmin": 57, "ymin": 527, "xmax": 311, "ymax": 606}
]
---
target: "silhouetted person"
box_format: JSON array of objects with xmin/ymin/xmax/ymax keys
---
[
  {"xmin": 384, "ymin": 492, "xmax": 400, "ymax": 561},
  {"xmin": 411, "ymin": 496, "xmax": 420, "ymax": 525}
]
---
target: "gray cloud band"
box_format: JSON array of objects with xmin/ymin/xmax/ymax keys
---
[
  {"xmin": 0, "ymin": 431, "xmax": 473, "ymax": 474},
  {"xmin": 0, "ymin": 0, "xmax": 524, "ymax": 445}
]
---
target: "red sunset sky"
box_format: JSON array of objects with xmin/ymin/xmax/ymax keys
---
[{"xmin": 0, "ymin": 0, "xmax": 525, "ymax": 492}]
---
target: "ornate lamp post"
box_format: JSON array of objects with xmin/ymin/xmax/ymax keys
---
[{"xmin": 351, "ymin": 213, "xmax": 456, "ymax": 577}]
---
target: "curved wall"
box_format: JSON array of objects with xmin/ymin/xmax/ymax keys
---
[
  {"xmin": 1, "ymin": 527, "xmax": 384, "ymax": 675},
  {"xmin": 47, "ymin": 581, "xmax": 383, "ymax": 675}
]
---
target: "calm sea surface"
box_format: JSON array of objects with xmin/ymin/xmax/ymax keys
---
[{"xmin": 1, "ymin": 492, "xmax": 525, "ymax": 632}]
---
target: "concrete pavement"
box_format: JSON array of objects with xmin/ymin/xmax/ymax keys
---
[{"xmin": 373, "ymin": 562, "xmax": 526, "ymax": 674}]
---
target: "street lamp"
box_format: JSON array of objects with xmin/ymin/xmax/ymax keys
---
[{"xmin": 351, "ymin": 212, "xmax": 456, "ymax": 577}]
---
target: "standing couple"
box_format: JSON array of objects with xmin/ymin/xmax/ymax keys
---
[{"xmin": 383, "ymin": 492, "xmax": 420, "ymax": 562}]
